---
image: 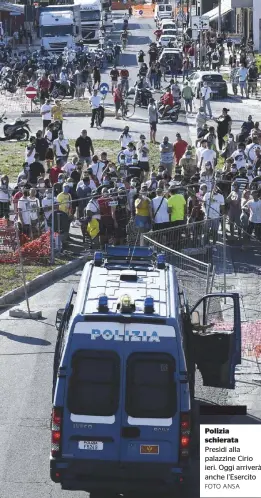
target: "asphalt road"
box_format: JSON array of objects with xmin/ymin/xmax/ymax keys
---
[{"xmin": 0, "ymin": 13, "xmax": 261, "ymax": 498}]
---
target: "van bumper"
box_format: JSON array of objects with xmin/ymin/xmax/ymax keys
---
[{"xmin": 50, "ymin": 459, "xmax": 189, "ymax": 493}]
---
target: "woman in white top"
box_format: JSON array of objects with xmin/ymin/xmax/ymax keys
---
[{"xmin": 151, "ymin": 188, "xmax": 169, "ymax": 230}]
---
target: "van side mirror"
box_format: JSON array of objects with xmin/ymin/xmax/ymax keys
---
[
  {"xmin": 56, "ymin": 308, "xmax": 65, "ymax": 330},
  {"xmin": 191, "ymin": 311, "xmax": 200, "ymax": 326}
]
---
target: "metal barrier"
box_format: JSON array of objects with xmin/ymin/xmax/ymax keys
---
[{"xmin": 143, "ymin": 233, "xmax": 213, "ymax": 307}]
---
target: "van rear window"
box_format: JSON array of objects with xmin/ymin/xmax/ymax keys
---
[
  {"xmin": 126, "ymin": 353, "xmax": 176, "ymax": 418},
  {"xmin": 67, "ymin": 350, "xmax": 120, "ymax": 416}
]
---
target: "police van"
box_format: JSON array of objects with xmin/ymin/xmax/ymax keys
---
[{"xmin": 50, "ymin": 246, "xmax": 241, "ymax": 495}]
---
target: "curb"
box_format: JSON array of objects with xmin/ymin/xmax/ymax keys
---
[
  {"xmin": 22, "ymin": 109, "xmax": 114, "ymax": 118},
  {"xmin": 0, "ymin": 254, "xmax": 90, "ymax": 311}
]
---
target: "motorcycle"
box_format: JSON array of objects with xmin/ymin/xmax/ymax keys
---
[
  {"xmin": 0, "ymin": 76, "xmax": 17, "ymax": 93},
  {"xmin": 135, "ymin": 88, "xmax": 152, "ymax": 107},
  {"xmin": 0, "ymin": 113, "xmax": 31, "ymax": 141},
  {"xmin": 157, "ymin": 102, "xmax": 181, "ymax": 123}
]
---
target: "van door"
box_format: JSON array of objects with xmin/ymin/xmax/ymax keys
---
[
  {"xmin": 61, "ymin": 327, "xmax": 124, "ymax": 463},
  {"xmin": 120, "ymin": 324, "xmax": 180, "ymax": 466},
  {"xmin": 190, "ymin": 293, "xmax": 241, "ymax": 389}
]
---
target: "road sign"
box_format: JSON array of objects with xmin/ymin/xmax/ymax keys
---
[
  {"xmin": 191, "ymin": 15, "xmax": 209, "ymax": 30},
  {"xmin": 25, "ymin": 86, "xmax": 37, "ymax": 99},
  {"xmin": 139, "ymin": 9, "xmax": 143, "ymax": 16},
  {"xmin": 191, "ymin": 5, "xmax": 196, "ymax": 16},
  {"xmin": 99, "ymin": 82, "xmax": 109, "ymax": 95}
]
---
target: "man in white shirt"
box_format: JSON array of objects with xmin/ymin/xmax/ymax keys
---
[
  {"xmin": 151, "ymin": 188, "xmax": 169, "ymax": 229},
  {"xmin": 53, "ymin": 131, "xmax": 70, "ymax": 166},
  {"xmin": 238, "ymin": 64, "xmax": 248, "ymax": 98},
  {"xmin": 230, "ymin": 143, "xmax": 247, "ymax": 170},
  {"xmin": 89, "ymin": 89, "xmax": 101, "ymax": 128},
  {"xmin": 196, "ymin": 139, "xmax": 207, "ymax": 168},
  {"xmin": 244, "ymin": 190, "xmax": 261, "ymax": 240},
  {"xmin": 201, "ymin": 81, "xmax": 212, "ymax": 118},
  {"xmin": 203, "ymin": 188, "xmax": 225, "ymax": 247},
  {"xmin": 245, "ymin": 136, "xmax": 260, "ymax": 165},
  {"xmin": 200, "ymin": 141, "xmax": 217, "ymax": 171},
  {"xmin": 119, "ymin": 126, "xmax": 132, "ymax": 148},
  {"xmin": 18, "ymin": 189, "xmax": 32, "ymax": 237},
  {"xmin": 40, "ymin": 98, "xmax": 52, "ymax": 134},
  {"xmin": 89, "ymin": 155, "xmax": 104, "ymax": 183}
]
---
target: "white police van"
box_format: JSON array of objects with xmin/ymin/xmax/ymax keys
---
[{"xmin": 50, "ymin": 246, "xmax": 241, "ymax": 495}]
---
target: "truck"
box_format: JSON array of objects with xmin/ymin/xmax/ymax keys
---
[
  {"xmin": 50, "ymin": 246, "xmax": 241, "ymax": 495},
  {"xmin": 74, "ymin": 0, "xmax": 102, "ymax": 43},
  {"xmin": 38, "ymin": 4, "xmax": 82, "ymax": 52}
]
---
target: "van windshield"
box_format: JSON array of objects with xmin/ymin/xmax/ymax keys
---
[
  {"xmin": 126, "ymin": 353, "xmax": 176, "ymax": 418},
  {"xmin": 67, "ymin": 350, "xmax": 120, "ymax": 415}
]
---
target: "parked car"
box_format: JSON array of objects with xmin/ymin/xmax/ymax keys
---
[
  {"xmin": 158, "ymin": 48, "xmax": 183, "ymax": 74},
  {"xmin": 188, "ymin": 71, "xmax": 228, "ymax": 99},
  {"xmin": 162, "ymin": 28, "xmax": 177, "ymax": 36},
  {"xmin": 157, "ymin": 35, "xmax": 178, "ymax": 47},
  {"xmin": 159, "ymin": 20, "xmax": 176, "ymax": 30}
]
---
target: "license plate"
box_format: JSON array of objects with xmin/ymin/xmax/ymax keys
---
[
  {"xmin": 78, "ymin": 441, "xmax": 103, "ymax": 450},
  {"xmin": 211, "ymin": 90, "xmax": 218, "ymax": 93},
  {"xmin": 140, "ymin": 445, "xmax": 159, "ymax": 454}
]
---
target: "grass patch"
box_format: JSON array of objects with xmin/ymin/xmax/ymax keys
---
[
  {"xmin": 0, "ymin": 140, "xmax": 161, "ymax": 182},
  {"xmin": 62, "ymin": 99, "xmax": 91, "ymax": 113},
  {"xmin": 0, "ymin": 257, "xmax": 68, "ymax": 297}
]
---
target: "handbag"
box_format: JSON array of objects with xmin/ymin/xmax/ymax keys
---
[{"xmin": 59, "ymin": 141, "xmax": 68, "ymax": 155}]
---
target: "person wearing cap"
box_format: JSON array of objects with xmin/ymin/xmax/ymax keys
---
[
  {"xmin": 119, "ymin": 126, "xmax": 132, "ymax": 149},
  {"xmin": 226, "ymin": 181, "xmax": 242, "ymax": 238},
  {"xmin": 40, "ymin": 98, "xmax": 52, "ymax": 134},
  {"xmin": 75, "ymin": 129, "xmax": 94, "ymax": 166},
  {"xmin": 173, "ymin": 133, "xmax": 188, "ymax": 167},
  {"xmin": 215, "ymin": 108, "xmax": 232, "ymax": 151},
  {"xmin": 179, "ymin": 146, "xmax": 197, "ymax": 183},
  {"xmin": 159, "ymin": 136, "xmax": 174, "ymax": 177},
  {"xmin": 151, "ymin": 187, "xmax": 169, "ymax": 231}
]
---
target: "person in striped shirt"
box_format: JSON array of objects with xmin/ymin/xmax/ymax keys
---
[{"xmin": 235, "ymin": 166, "xmax": 249, "ymax": 192}]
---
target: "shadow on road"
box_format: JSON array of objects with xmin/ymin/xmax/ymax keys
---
[{"xmin": 0, "ymin": 330, "xmax": 51, "ymax": 346}]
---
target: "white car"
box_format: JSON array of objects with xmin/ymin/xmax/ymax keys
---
[
  {"xmin": 159, "ymin": 20, "xmax": 176, "ymax": 30},
  {"xmin": 162, "ymin": 28, "xmax": 177, "ymax": 37},
  {"xmin": 189, "ymin": 71, "xmax": 228, "ymax": 99},
  {"xmin": 157, "ymin": 35, "xmax": 177, "ymax": 47}
]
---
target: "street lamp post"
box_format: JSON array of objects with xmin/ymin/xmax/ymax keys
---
[{"xmin": 218, "ymin": 0, "xmax": 221, "ymax": 33}]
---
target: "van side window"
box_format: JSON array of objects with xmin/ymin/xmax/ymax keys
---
[
  {"xmin": 126, "ymin": 353, "xmax": 176, "ymax": 418},
  {"xmin": 67, "ymin": 350, "xmax": 120, "ymax": 416}
]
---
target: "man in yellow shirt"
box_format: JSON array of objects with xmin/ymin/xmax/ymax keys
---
[
  {"xmin": 57, "ymin": 184, "xmax": 72, "ymax": 216},
  {"xmin": 167, "ymin": 186, "xmax": 186, "ymax": 226},
  {"xmin": 134, "ymin": 185, "xmax": 152, "ymax": 244},
  {"xmin": 51, "ymin": 100, "xmax": 63, "ymax": 131}
]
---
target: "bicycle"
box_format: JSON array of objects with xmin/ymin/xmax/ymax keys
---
[{"xmin": 121, "ymin": 99, "xmax": 135, "ymax": 119}]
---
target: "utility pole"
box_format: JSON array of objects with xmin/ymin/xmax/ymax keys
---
[
  {"xmin": 218, "ymin": 0, "xmax": 221, "ymax": 33},
  {"xmin": 199, "ymin": 0, "xmax": 202, "ymax": 70}
]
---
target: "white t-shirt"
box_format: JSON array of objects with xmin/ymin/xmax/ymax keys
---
[
  {"xmin": 62, "ymin": 161, "xmax": 76, "ymax": 175},
  {"xmin": 196, "ymin": 146, "xmax": 206, "ymax": 167},
  {"xmin": 120, "ymin": 133, "xmax": 132, "ymax": 148},
  {"xmin": 203, "ymin": 192, "xmax": 224, "ymax": 219},
  {"xmin": 18, "ymin": 197, "xmax": 31, "ymax": 225},
  {"xmin": 123, "ymin": 149, "xmax": 134, "ymax": 165},
  {"xmin": 86, "ymin": 198, "xmax": 101, "ymax": 219},
  {"xmin": 151, "ymin": 196, "xmax": 169, "ymax": 224},
  {"xmin": 90, "ymin": 161, "xmax": 104, "ymax": 182},
  {"xmin": 245, "ymin": 143, "xmax": 261, "ymax": 164},
  {"xmin": 230, "ymin": 150, "xmax": 247, "ymax": 170},
  {"xmin": 89, "ymin": 95, "xmax": 101, "ymax": 109},
  {"xmin": 29, "ymin": 197, "xmax": 40, "ymax": 221},
  {"xmin": 245, "ymin": 199, "xmax": 261, "ymax": 223},
  {"xmin": 41, "ymin": 103, "xmax": 52, "ymax": 121},
  {"xmin": 53, "ymin": 138, "xmax": 69, "ymax": 157},
  {"xmin": 201, "ymin": 86, "xmax": 212, "ymax": 100},
  {"xmin": 200, "ymin": 148, "xmax": 216, "ymax": 170},
  {"xmin": 137, "ymin": 142, "xmax": 149, "ymax": 162},
  {"xmin": 25, "ymin": 145, "xmax": 35, "ymax": 165}
]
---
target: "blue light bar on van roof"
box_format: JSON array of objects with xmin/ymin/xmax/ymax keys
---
[
  {"xmin": 94, "ymin": 251, "xmax": 103, "ymax": 267},
  {"xmin": 98, "ymin": 295, "xmax": 108, "ymax": 312},
  {"xmin": 157, "ymin": 254, "xmax": 166, "ymax": 269},
  {"xmin": 144, "ymin": 297, "xmax": 154, "ymax": 314}
]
